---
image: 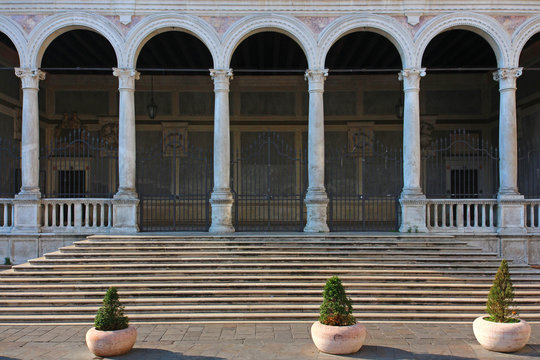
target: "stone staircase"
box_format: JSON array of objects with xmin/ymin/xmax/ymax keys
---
[{"xmin": 0, "ymin": 234, "xmax": 539, "ymax": 325}]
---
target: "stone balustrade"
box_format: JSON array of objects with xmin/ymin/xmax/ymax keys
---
[
  {"xmin": 525, "ymin": 200, "xmax": 540, "ymax": 232},
  {"xmin": 426, "ymin": 199, "xmax": 498, "ymax": 233},
  {"xmin": 41, "ymin": 199, "xmax": 113, "ymax": 233},
  {"xmin": 0, "ymin": 199, "xmax": 14, "ymax": 232}
]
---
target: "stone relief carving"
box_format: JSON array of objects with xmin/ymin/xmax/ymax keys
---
[{"xmin": 162, "ymin": 122, "xmax": 188, "ymax": 157}]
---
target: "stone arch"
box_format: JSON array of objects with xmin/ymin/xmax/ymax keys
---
[
  {"xmin": 26, "ymin": 12, "xmax": 123, "ymax": 68},
  {"xmin": 0, "ymin": 15, "xmax": 27, "ymax": 66},
  {"xmin": 415, "ymin": 12, "xmax": 511, "ymax": 68},
  {"xmin": 512, "ymin": 15, "xmax": 540, "ymax": 67},
  {"xmin": 125, "ymin": 13, "xmax": 220, "ymax": 69},
  {"xmin": 220, "ymin": 14, "xmax": 317, "ymax": 69},
  {"xmin": 318, "ymin": 14, "xmax": 414, "ymax": 69}
]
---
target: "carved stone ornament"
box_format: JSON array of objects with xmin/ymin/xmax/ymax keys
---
[
  {"xmin": 492, "ymin": 67, "xmax": 523, "ymax": 81},
  {"xmin": 162, "ymin": 122, "xmax": 188, "ymax": 157},
  {"xmin": 99, "ymin": 122, "xmax": 119, "ymax": 147}
]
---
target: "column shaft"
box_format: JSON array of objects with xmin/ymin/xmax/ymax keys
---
[
  {"xmin": 304, "ymin": 69, "xmax": 329, "ymax": 233},
  {"xmin": 398, "ymin": 68, "xmax": 427, "ymax": 232},
  {"xmin": 15, "ymin": 68, "xmax": 45, "ymax": 198},
  {"xmin": 209, "ymin": 69, "xmax": 234, "ymax": 233},
  {"xmin": 493, "ymin": 68, "xmax": 525, "ymax": 235}
]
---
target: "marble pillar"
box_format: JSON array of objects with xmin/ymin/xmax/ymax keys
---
[
  {"xmin": 209, "ymin": 69, "xmax": 235, "ymax": 233},
  {"xmin": 399, "ymin": 68, "xmax": 428, "ymax": 233},
  {"xmin": 112, "ymin": 68, "xmax": 139, "ymax": 232},
  {"xmin": 304, "ymin": 69, "xmax": 329, "ymax": 233},
  {"xmin": 494, "ymin": 68, "xmax": 526, "ymax": 234},
  {"xmin": 13, "ymin": 68, "xmax": 45, "ymax": 233}
]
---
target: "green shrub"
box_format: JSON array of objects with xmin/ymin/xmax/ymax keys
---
[
  {"xmin": 4, "ymin": 257, "xmax": 10, "ymax": 265},
  {"xmin": 94, "ymin": 287, "xmax": 129, "ymax": 331},
  {"xmin": 319, "ymin": 276, "xmax": 356, "ymax": 326},
  {"xmin": 485, "ymin": 259, "xmax": 519, "ymax": 323}
]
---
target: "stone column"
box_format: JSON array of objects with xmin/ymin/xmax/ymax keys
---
[
  {"xmin": 398, "ymin": 68, "xmax": 428, "ymax": 233},
  {"xmin": 494, "ymin": 68, "xmax": 525, "ymax": 235},
  {"xmin": 112, "ymin": 68, "xmax": 140, "ymax": 232},
  {"xmin": 304, "ymin": 69, "xmax": 329, "ymax": 232},
  {"xmin": 13, "ymin": 68, "xmax": 45, "ymax": 233},
  {"xmin": 209, "ymin": 69, "xmax": 235, "ymax": 233}
]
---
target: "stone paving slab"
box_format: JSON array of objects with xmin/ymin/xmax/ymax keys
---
[{"xmin": 0, "ymin": 323, "xmax": 537, "ymax": 359}]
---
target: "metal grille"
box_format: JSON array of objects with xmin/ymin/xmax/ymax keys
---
[
  {"xmin": 422, "ymin": 130, "xmax": 499, "ymax": 198},
  {"xmin": 0, "ymin": 137, "xmax": 20, "ymax": 197},
  {"xmin": 231, "ymin": 132, "xmax": 306, "ymax": 231},
  {"xmin": 519, "ymin": 139, "xmax": 540, "ymax": 198},
  {"xmin": 137, "ymin": 135, "xmax": 213, "ymax": 231},
  {"xmin": 326, "ymin": 135, "xmax": 402, "ymax": 231},
  {"xmin": 40, "ymin": 129, "xmax": 117, "ymax": 198}
]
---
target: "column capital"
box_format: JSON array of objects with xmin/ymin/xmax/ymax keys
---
[
  {"xmin": 493, "ymin": 67, "xmax": 522, "ymax": 91},
  {"xmin": 305, "ymin": 69, "xmax": 328, "ymax": 92},
  {"xmin": 113, "ymin": 68, "xmax": 140, "ymax": 90},
  {"xmin": 493, "ymin": 67, "xmax": 523, "ymax": 81},
  {"xmin": 398, "ymin": 68, "xmax": 426, "ymax": 91},
  {"xmin": 15, "ymin": 68, "xmax": 46, "ymax": 89},
  {"xmin": 210, "ymin": 69, "xmax": 233, "ymax": 91}
]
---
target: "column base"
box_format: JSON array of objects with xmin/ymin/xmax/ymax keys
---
[
  {"xmin": 497, "ymin": 193, "xmax": 526, "ymax": 235},
  {"xmin": 13, "ymin": 195, "xmax": 41, "ymax": 234},
  {"xmin": 209, "ymin": 190, "xmax": 235, "ymax": 233},
  {"xmin": 304, "ymin": 190, "xmax": 329, "ymax": 233},
  {"xmin": 399, "ymin": 193, "xmax": 428, "ymax": 233},
  {"xmin": 112, "ymin": 195, "xmax": 139, "ymax": 233}
]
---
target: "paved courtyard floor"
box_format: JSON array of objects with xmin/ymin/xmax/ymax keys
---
[{"xmin": 0, "ymin": 322, "xmax": 537, "ymax": 360}]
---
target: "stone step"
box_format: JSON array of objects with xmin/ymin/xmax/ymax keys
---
[
  {"xmin": 7, "ymin": 268, "xmax": 539, "ymax": 276},
  {"xmin": 0, "ymin": 282, "xmax": 538, "ymax": 292},
  {"xmin": 0, "ymin": 311, "xmax": 537, "ymax": 325},
  {"xmin": 2, "ymin": 289, "xmax": 539, "ymax": 298},
  {"xmin": 1, "ymin": 275, "xmax": 539, "ymax": 284}
]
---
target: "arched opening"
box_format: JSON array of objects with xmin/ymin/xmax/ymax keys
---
[
  {"xmin": 324, "ymin": 31, "xmax": 403, "ymax": 231},
  {"xmin": 135, "ymin": 31, "xmax": 214, "ymax": 231},
  {"xmin": 229, "ymin": 31, "xmax": 308, "ymax": 231},
  {"xmin": 517, "ymin": 33, "xmax": 540, "ymax": 226},
  {"xmin": 0, "ymin": 32, "xmax": 21, "ymax": 201},
  {"xmin": 421, "ymin": 30, "xmax": 499, "ymax": 228}
]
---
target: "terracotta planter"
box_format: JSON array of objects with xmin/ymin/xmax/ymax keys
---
[
  {"xmin": 86, "ymin": 325, "xmax": 137, "ymax": 357},
  {"xmin": 473, "ymin": 316, "xmax": 531, "ymax": 353},
  {"xmin": 311, "ymin": 321, "xmax": 366, "ymax": 355}
]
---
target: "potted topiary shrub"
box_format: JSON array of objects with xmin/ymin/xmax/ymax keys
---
[
  {"xmin": 311, "ymin": 276, "xmax": 366, "ymax": 354},
  {"xmin": 86, "ymin": 287, "xmax": 137, "ymax": 357},
  {"xmin": 473, "ymin": 259, "xmax": 531, "ymax": 352}
]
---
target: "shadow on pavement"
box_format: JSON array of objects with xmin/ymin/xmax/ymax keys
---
[{"xmin": 96, "ymin": 348, "xmax": 226, "ymax": 359}]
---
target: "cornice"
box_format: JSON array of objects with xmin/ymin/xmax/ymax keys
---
[{"xmin": 1, "ymin": 1, "xmax": 540, "ymax": 16}]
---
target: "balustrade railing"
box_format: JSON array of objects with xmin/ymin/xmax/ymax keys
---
[
  {"xmin": 41, "ymin": 199, "xmax": 113, "ymax": 232},
  {"xmin": 525, "ymin": 200, "xmax": 540, "ymax": 231},
  {"xmin": 0, "ymin": 199, "xmax": 14, "ymax": 231},
  {"xmin": 426, "ymin": 199, "xmax": 497, "ymax": 232}
]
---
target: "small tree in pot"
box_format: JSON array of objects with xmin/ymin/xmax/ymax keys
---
[
  {"xmin": 311, "ymin": 276, "xmax": 366, "ymax": 354},
  {"xmin": 473, "ymin": 260, "xmax": 531, "ymax": 352},
  {"xmin": 86, "ymin": 287, "xmax": 137, "ymax": 357}
]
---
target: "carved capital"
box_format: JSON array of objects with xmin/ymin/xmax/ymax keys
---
[
  {"xmin": 493, "ymin": 67, "xmax": 522, "ymax": 81},
  {"xmin": 305, "ymin": 69, "xmax": 328, "ymax": 92},
  {"xmin": 398, "ymin": 68, "xmax": 426, "ymax": 91},
  {"xmin": 113, "ymin": 68, "xmax": 140, "ymax": 90},
  {"xmin": 14, "ymin": 68, "xmax": 46, "ymax": 89},
  {"xmin": 210, "ymin": 69, "xmax": 233, "ymax": 91}
]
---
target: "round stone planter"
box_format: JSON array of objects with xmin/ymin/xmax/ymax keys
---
[
  {"xmin": 473, "ymin": 316, "xmax": 531, "ymax": 353},
  {"xmin": 86, "ymin": 325, "xmax": 137, "ymax": 357},
  {"xmin": 311, "ymin": 321, "xmax": 366, "ymax": 355}
]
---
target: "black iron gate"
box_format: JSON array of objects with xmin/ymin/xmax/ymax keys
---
[
  {"xmin": 231, "ymin": 132, "xmax": 306, "ymax": 231},
  {"xmin": 325, "ymin": 134, "xmax": 403, "ymax": 231},
  {"xmin": 137, "ymin": 134, "xmax": 212, "ymax": 231},
  {"xmin": 0, "ymin": 137, "xmax": 20, "ymax": 197}
]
